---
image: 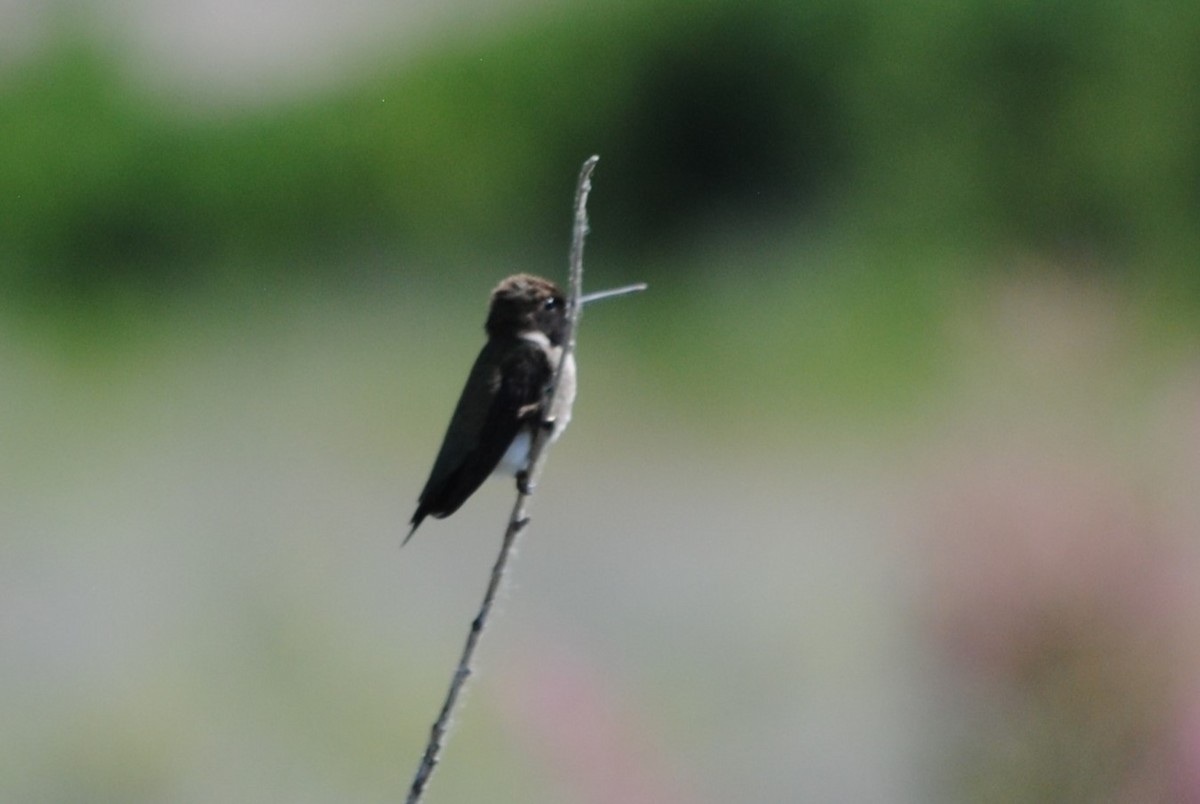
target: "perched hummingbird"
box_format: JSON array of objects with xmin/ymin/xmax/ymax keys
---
[{"xmin": 406, "ymin": 273, "xmax": 644, "ymax": 543}]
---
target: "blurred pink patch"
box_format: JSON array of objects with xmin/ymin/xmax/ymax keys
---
[
  {"xmin": 919, "ymin": 446, "xmax": 1171, "ymax": 679},
  {"xmin": 1170, "ymin": 690, "xmax": 1200, "ymax": 803},
  {"xmin": 496, "ymin": 647, "xmax": 698, "ymax": 804}
]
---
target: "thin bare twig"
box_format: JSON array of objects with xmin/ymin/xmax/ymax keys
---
[{"xmin": 404, "ymin": 155, "xmax": 600, "ymax": 804}]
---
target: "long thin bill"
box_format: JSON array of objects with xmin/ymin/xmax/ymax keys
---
[{"xmin": 579, "ymin": 283, "xmax": 648, "ymax": 305}]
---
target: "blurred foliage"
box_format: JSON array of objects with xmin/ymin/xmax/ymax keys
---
[{"xmin": 2, "ymin": 0, "xmax": 1198, "ymax": 304}]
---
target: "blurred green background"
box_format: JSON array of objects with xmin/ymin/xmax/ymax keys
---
[{"xmin": 4, "ymin": 1, "xmax": 1200, "ymax": 801}]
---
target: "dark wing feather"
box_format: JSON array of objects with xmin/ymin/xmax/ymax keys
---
[{"xmin": 407, "ymin": 339, "xmax": 549, "ymax": 541}]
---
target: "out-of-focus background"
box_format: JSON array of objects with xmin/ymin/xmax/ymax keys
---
[{"xmin": 3, "ymin": 1, "xmax": 1199, "ymax": 801}]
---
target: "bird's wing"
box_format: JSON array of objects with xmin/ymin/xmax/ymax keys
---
[{"xmin": 409, "ymin": 339, "xmax": 549, "ymax": 536}]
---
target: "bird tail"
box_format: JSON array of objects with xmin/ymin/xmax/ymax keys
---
[{"xmin": 403, "ymin": 513, "xmax": 425, "ymax": 547}]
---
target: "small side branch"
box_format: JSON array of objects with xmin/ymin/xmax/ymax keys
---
[{"xmin": 404, "ymin": 155, "xmax": 599, "ymax": 804}]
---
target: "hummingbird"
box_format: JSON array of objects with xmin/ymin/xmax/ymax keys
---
[{"xmin": 406, "ymin": 273, "xmax": 643, "ymax": 543}]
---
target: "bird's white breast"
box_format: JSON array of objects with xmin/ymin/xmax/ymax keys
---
[{"xmin": 495, "ymin": 334, "xmax": 576, "ymax": 476}]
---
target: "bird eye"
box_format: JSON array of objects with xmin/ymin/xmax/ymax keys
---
[{"xmin": 543, "ymin": 297, "xmax": 560, "ymax": 311}]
